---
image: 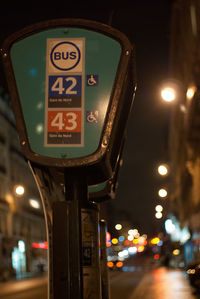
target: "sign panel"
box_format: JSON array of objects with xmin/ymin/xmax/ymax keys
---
[
  {"xmin": 2, "ymin": 19, "xmax": 136, "ymax": 183},
  {"xmin": 5, "ymin": 25, "xmax": 122, "ymax": 161},
  {"xmin": 45, "ymin": 38, "xmax": 85, "ymax": 147}
]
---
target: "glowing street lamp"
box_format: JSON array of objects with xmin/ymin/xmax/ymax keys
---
[
  {"xmin": 29, "ymin": 199, "xmax": 40, "ymax": 209},
  {"xmin": 155, "ymin": 205, "xmax": 163, "ymax": 212},
  {"xmin": 186, "ymin": 86, "xmax": 196, "ymax": 100},
  {"xmin": 15, "ymin": 185, "xmax": 25, "ymax": 196},
  {"xmin": 115, "ymin": 224, "xmax": 122, "ymax": 231},
  {"xmin": 161, "ymin": 87, "xmax": 176, "ymax": 102},
  {"xmin": 155, "ymin": 212, "xmax": 162, "ymax": 219},
  {"xmin": 160, "ymin": 79, "xmax": 185, "ymax": 105},
  {"xmin": 158, "ymin": 188, "xmax": 167, "ymax": 198},
  {"xmin": 158, "ymin": 164, "xmax": 168, "ymax": 176}
]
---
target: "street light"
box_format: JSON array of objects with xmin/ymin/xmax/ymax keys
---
[
  {"xmin": 158, "ymin": 188, "xmax": 167, "ymax": 198},
  {"xmin": 115, "ymin": 224, "xmax": 122, "ymax": 231},
  {"xmin": 186, "ymin": 86, "xmax": 196, "ymax": 100},
  {"xmin": 14, "ymin": 185, "xmax": 25, "ymax": 196},
  {"xmin": 29, "ymin": 198, "xmax": 40, "ymax": 209},
  {"xmin": 155, "ymin": 205, "xmax": 163, "ymax": 212},
  {"xmin": 157, "ymin": 164, "xmax": 168, "ymax": 176},
  {"xmin": 159, "ymin": 79, "xmax": 183, "ymax": 103},
  {"xmin": 161, "ymin": 87, "xmax": 176, "ymax": 102},
  {"xmin": 155, "ymin": 212, "xmax": 163, "ymax": 219}
]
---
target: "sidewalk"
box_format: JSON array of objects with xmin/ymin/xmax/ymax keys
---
[
  {"xmin": 0, "ymin": 274, "xmax": 47, "ymax": 297},
  {"xmin": 129, "ymin": 267, "xmax": 198, "ymax": 299}
]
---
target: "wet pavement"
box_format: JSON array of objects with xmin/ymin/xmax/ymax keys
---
[
  {"xmin": 0, "ymin": 265, "xmax": 199, "ymax": 298},
  {"xmin": 0, "ymin": 275, "xmax": 47, "ymax": 298},
  {"xmin": 129, "ymin": 267, "xmax": 200, "ymax": 299}
]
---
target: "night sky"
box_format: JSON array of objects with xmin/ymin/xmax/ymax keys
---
[{"xmin": 0, "ymin": 1, "xmax": 173, "ymax": 236}]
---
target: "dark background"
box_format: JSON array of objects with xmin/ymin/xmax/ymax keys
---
[{"xmin": 0, "ymin": 1, "xmax": 173, "ymax": 236}]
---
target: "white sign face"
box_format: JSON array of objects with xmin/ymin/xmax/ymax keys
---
[{"xmin": 44, "ymin": 38, "xmax": 85, "ymax": 147}]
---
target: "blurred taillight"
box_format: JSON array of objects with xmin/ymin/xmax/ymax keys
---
[
  {"xmin": 116, "ymin": 261, "xmax": 123, "ymax": 268},
  {"xmin": 154, "ymin": 254, "xmax": 160, "ymax": 260},
  {"xmin": 107, "ymin": 261, "xmax": 114, "ymax": 268}
]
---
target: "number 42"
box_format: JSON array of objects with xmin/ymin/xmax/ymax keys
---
[{"xmin": 51, "ymin": 77, "xmax": 77, "ymax": 95}]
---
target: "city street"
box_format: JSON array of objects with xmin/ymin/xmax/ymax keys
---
[
  {"xmin": 129, "ymin": 267, "xmax": 200, "ymax": 299},
  {"xmin": 110, "ymin": 265, "xmax": 200, "ymax": 299},
  {"xmin": 1, "ymin": 256, "xmax": 200, "ymax": 299},
  {"xmin": 1, "ymin": 2, "xmax": 200, "ymax": 299}
]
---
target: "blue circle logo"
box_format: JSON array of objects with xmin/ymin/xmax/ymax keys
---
[{"xmin": 50, "ymin": 41, "xmax": 81, "ymax": 71}]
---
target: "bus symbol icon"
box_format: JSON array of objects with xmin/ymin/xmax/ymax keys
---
[{"xmin": 50, "ymin": 41, "xmax": 81, "ymax": 71}]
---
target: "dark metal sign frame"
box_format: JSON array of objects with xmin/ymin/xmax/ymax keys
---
[{"xmin": 2, "ymin": 19, "xmax": 136, "ymax": 184}]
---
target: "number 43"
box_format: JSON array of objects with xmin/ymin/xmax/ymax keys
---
[{"xmin": 51, "ymin": 112, "xmax": 77, "ymax": 130}]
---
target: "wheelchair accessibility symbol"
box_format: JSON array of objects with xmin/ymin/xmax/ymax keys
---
[
  {"xmin": 87, "ymin": 75, "xmax": 98, "ymax": 86},
  {"xmin": 86, "ymin": 111, "xmax": 98, "ymax": 123}
]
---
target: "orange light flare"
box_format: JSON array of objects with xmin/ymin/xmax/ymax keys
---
[
  {"xmin": 106, "ymin": 242, "xmax": 111, "ymax": 247},
  {"xmin": 111, "ymin": 238, "xmax": 118, "ymax": 245},
  {"xmin": 172, "ymin": 249, "xmax": 180, "ymax": 256},
  {"xmin": 150, "ymin": 237, "xmax": 160, "ymax": 245},
  {"xmin": 107, "ymin": 261, "xmax": 114, "ymax": 268},
  {"xmin": 116, "ymin": 261, "xmax": 123, "ymax": 268},
  {"xmin": 124, "ymin": 240, "xmax": 131, "ymax": 246},
  {"xmin": 132, "ymin": 238, "xmax": 139, "ymax": 245},
  {"xmin": 137, "ymin": 245, "xmax": 145, "ymax": 253}
]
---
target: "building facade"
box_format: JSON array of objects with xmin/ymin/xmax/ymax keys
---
[
  {"xmin": 0, "ymin": 89, "xmax": 47, "ymax": 280},
  {"xmin": 169, "ymin": 0, "xmax": 200, "ymax": 264}
]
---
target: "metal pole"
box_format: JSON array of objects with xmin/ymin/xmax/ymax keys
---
[
  {"xmin": 65, "ymin": 174, "xmax": 102, "ymax": 299},
  {"xmin": 81, "ymin": 200, "xmax": 102, "ymax": 299},
  {"xmin": 28, "ymin": 162, "xmax": 69, "ymax": 299},
  {"xmin": 52, "ymin": 201, "xmax": 70, "ymax": 298},
  {"xmin": 30, "ymin": 163, "xmax": 102, "ymax": 299},
  {"xmin": 64, "ymin": 174, "xmax": 85, "ymax": 299}
]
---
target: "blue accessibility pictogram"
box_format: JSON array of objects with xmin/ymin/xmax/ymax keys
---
[
  {"xmin": 87, "ymin": 75, "xmax": 98, "ymax": 86},
  {"xmin": 86, "ymin": 111, "xmax": 98, "ymax": 123}
]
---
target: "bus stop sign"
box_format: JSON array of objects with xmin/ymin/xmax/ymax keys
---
[{"xmin": 2, "ymin": 19, "xmax": 136, "ymax": 184}]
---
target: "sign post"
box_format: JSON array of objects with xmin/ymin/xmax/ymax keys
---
[{"xmin": 2, "ymin": 18, "xmax": 136, "ymax": 298}]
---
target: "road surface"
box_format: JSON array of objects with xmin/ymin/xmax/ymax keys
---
[{"xmin": 0, "ymin": 256, "xmax": 199, "ymax": 298}]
